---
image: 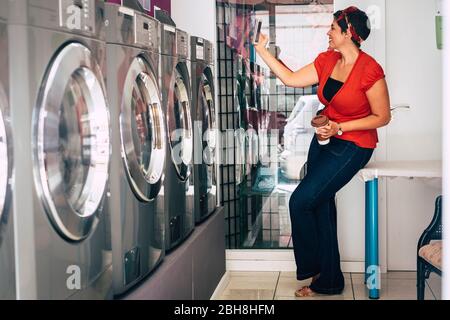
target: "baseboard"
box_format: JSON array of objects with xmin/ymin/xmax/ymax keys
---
[
  {"xmin": 226, "ymin": 249, "xmax": 386, "ymax": 273},
  {"xmin": 210, "ymin": 272, "xmax": 230, "ymax": 300}
]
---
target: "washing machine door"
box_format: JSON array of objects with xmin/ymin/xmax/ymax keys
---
[
  {"xmin": 34, "ymin": 43, "xmax": 110, "ymax": 242},
  {"xmin": 197, "ymin": 72, "xmax": 216, "ymax": 189},
  {"xmin": 121, "ymin": 56, "xmax": 166, "ymax": 202},
  {"xmin": 0, "ymin": 83, "xmax": 14, "ymax": 300},
  {"xmin": 167, "ymin": 64, "xmax": 193, "ymax": 181},
  {"xmin": 0, "ymin": 86, "xmax": 9, "ymax": 225}
]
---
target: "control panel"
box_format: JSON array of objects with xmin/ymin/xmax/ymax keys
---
[
  {"xmin": 176, "ymin": 30, "xmax": 189, "ymax": 58},
  {"xmin": 205, "ymin": 40, "xmax": 214, "ymax": 65},
  {"xmin": 135, "ymin": 13, "xmax": 159, "ymax": 51}
]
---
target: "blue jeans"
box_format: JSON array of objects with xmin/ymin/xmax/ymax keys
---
[{"xmin": 289, "ymin": 136, "xmax": 373, "ymax": 294}]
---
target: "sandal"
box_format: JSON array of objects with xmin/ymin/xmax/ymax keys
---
[
  {"xmin": 295, "ymin": 286, "xmax": 316, "ymax": 297},
  {"xmin": 295, "ymin": 274, "xmax": 320, "ymax": 297}
]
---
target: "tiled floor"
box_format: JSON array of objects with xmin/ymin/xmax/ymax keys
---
[{"xmin": 214, "ymin": 271, "xmax": 440, "ymax": 300}]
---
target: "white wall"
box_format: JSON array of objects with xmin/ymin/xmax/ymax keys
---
[
  {"xmin": 171, "ymin": 0, "xmax": 217, "ymax": 42},
  {"xmin": 335, "ymin": 0, "xmax": 443, "ymax": 271},
  {"xmin": 386, "ymin": 0, "xmax": 442, "ymax": 161},
  {"xmin": 334, "ymin": 0, "xmax": 388, "ymax": 271},
  {"xmin": 385, "ymin": 0, "xmax": 442, "ymax": 270}
]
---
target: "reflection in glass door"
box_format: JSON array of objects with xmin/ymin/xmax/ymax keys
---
[
  {"xmin": 217, "ymin": 0, "xmax": 334, "ymax": 249},
  {"xmin": 121, "ymin": 56, "xmax": 166, "ymax": 202},
  {"xmin": 0, "ymin": 107, "xmax": 8, "ymax": 222},
  {"xmin": 168, "ymin": 69, "xmax": 193, "ymax": 181}
]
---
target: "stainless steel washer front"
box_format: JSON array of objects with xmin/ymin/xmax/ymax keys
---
[
  {"xmin": 191, "ymin": 36, "xmax": 218, "ymax": 224},
  {"xmin": 197, "ymin": 74, "xmax": 216, "ymax": 194},
  {"xmin": 106, "ymin": 4, "xmax": 166, "ymax": 295},
  {"xmin": 9, "ymin": 0, "xmax": 112, "ymax": 300}
]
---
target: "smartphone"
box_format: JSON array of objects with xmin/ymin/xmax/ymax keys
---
[{"xmin": 254, "ymin": 19, "xmax": 262, "ymax": 44}]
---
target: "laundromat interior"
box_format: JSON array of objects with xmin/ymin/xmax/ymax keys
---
[{"xmin": 0, "ymin": 0, "xmax": 449, "ymax": 301}]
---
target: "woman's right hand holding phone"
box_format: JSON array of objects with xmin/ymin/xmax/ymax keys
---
[{"xmin": 254, "ymin": 33, "xmax": 269, "ymax": 53}]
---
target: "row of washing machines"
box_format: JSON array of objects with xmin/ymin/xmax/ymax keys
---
[{"xmin": 0, "ymin": 0, "xmax": 217, "ymax": 299}]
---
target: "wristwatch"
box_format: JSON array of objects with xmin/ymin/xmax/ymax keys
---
[{"xmin": 337, "ymin": 123, "xmax": 343, "ymax": 136}]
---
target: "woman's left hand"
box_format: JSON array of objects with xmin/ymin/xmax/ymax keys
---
[{"xmin": 315, "ymin": 121, "xmax": 340, "ymax": 139}]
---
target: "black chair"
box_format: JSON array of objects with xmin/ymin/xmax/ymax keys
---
[{"xmin": 417, "ymin": 195, "xmax": 442, "ymax": 300}]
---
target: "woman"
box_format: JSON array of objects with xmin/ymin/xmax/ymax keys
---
[{"xmin": 254, "ymin": 6, "xmax": 390, "ymax": 297}]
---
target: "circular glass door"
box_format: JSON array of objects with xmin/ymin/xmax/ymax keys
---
[
  {"xmin": 167, "ymin": 65, "xmax": 193, "ymax": 181},
  {"xmin": 0, "ymin": 100, "xmax": 8, "ymax": 222},
  {"xmin": 199, "ymin": 74, "xmax": 216, "ymax": 165},
  {"xmin": 198, "ymin": 72, "xmax": 216, "ymax": 190},
  {"xmin": 34, "ymin": 43, "xmax": 109, "ymax": 242},
  {"xmin": 121, "ymin": 56, "xmax": 166, "ymax": 202}
]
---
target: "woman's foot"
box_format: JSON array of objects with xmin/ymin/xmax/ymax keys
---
[
  {"xmin": 295, "ymin": 286, "xmax": 316, "ymax": 297},
  {"xmin": 294, "ymin": 274, "xmax": 320, "ymax": 298}
]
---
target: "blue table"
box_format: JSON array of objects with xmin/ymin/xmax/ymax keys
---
[{"xmin": 359, "ymin": 161, "xmax": 442, "ymax": 299}]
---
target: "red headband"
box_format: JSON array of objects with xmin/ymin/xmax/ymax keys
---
[{"xmin": 336, "ymin": 6, "xmax": 363, "ymax": 44}]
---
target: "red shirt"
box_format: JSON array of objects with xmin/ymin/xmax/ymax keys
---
[{"xmin": 314, "ymin": 49, "xmax": 385, "ymax": 149}]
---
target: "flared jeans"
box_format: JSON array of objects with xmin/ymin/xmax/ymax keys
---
[{"xmin": 289, "ymin": 136, "xmax": 373, "ymax": 294}]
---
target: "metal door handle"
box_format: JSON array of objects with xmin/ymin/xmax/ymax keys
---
[{"xmin": 390, "ymin": 105, "xmax": 410, "ymax": 111}]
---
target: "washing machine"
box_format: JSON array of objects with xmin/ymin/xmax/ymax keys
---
[
  {"xmin": 256, "ymin": 64, "xmax": 270, "ymax": 163},
  {"xmin": 191, "ymin": 36, "xmax": 218, "ymax": 224},
  {"xmin": 105, "ymin": 2, "xmax": 166, "ymax": 295},
  {"xmin": 9, "ymin": 0, "xmax": 112, "ymax": 299},
  {"xmin": 0, "ymin": 4, "xmax": 16, "ymax": 300},
  {"xmin": 158, "ymin": 19, "xmax": 194, "ymax": 249},
  {"xmin": 234, "ymin": 53, "xmax": 247, "ymax": 185},
  {"xmin": 179, "ymin": 29, "xmax": 196, "ymax": 244},
  {"xmin": 243, "ymin": 59, "xmax": 259, "ymax": 177}
]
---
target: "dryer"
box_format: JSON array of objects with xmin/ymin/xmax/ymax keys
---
[
  {"xmin": 191, "ymin": 36, "xmax": 218, "ymax": 224},
  {"xmin": 9, "ymin": 0, "xmax": 112, "ymax": 299},
  {"xmin": 0, "ymin": 4, "xmax": 16, "ymax": 300},
  {"xmin": 158, "ymin": 20, "xmax": 194, "ymax": 250},
  {"xmin": 105, "ymin": 3, "xmax": 166, "ymax": 295}
]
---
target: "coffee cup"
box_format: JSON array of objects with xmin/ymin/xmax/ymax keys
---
[{"xmin": 311, "ymin": 115, "xmax": 330, "ymax": 145}]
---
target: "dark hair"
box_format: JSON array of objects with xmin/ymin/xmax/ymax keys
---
[{"xmin": 333, "ymin": 7, "xmax": 371, "ymax": 48}]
